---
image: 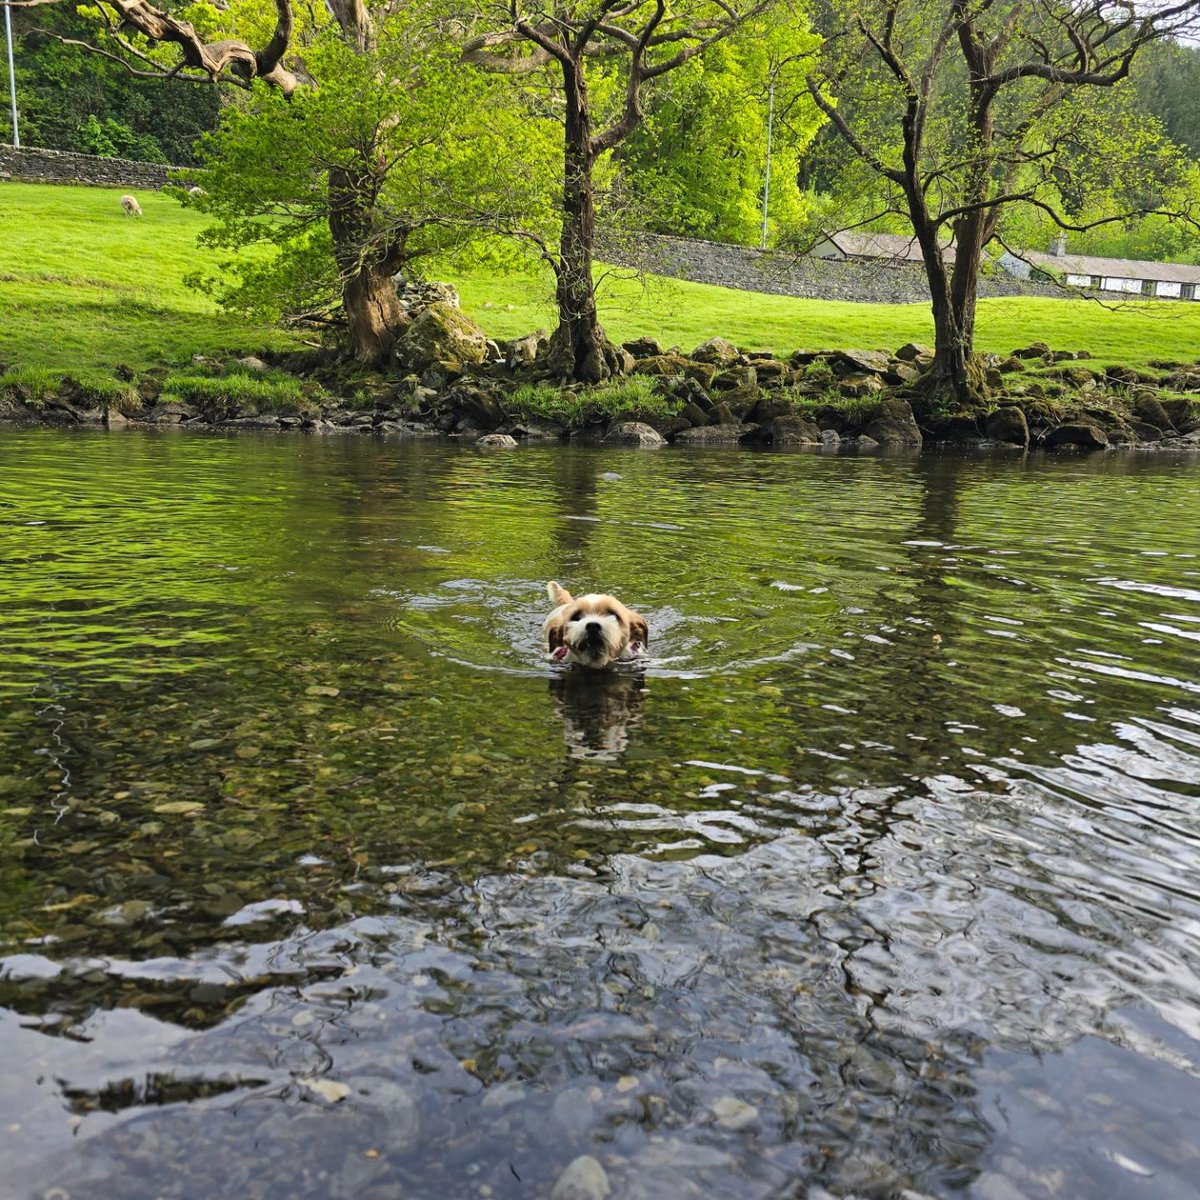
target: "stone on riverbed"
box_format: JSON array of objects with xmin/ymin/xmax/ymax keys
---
[
  {"xmin": 1044, "ymin": 422, "xmax": 1109, "ymax": 450},
  {"xmin": 604, "ymin": 421, "xmax": 665, "ymax": 447},
  {"xmin": 476, "ymin": 433, "xmax": 518, "ymax": 448},
  {"xmin": 551, "ymin": 1156, "xmax": 611, "ymax": 1200}
]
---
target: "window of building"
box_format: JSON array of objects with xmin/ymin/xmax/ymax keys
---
[
  {"xmin": 1141, "ymin": 279, "xmax": 1157, "ymax": 297},
  {"xmin": 1183, "ymin": 283, "xmax": 1196, "ymax": 301},
  {"xmin": 1090, "ymin": 275, "xmax": 1102, "ymax": 289}
]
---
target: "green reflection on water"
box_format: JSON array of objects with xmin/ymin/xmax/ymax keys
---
[{"xmin": 0, "ymin": 429, "xmax": 1198, "ymax": 958}]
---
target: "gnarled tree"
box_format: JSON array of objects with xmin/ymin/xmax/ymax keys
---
[
  {"xmin": 465, "ymin": 0, "xmax": 771, "ymax": 383},
  {"xmin": 806, "ymin": 0, "xmax": 1200, "ymax": 408}
]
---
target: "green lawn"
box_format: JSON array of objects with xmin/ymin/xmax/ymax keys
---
[{"xmin": 2, "ymin": 180, "xmax": 1199, "ymax": 380}]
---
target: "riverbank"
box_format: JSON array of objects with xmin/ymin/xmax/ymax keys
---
[{"xmin": 3, "ymin": 323, "xmax": 1199, "ymax": 453}]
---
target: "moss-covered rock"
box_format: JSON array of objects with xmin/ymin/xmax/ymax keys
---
[{"xmin": 399, "ymin": 304, "xmax": 490, "ymax": 373}]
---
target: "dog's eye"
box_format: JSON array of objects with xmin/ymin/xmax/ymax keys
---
[{"xmin": 569, "ymin": 610, "xmax": 582, "ymax": 622}]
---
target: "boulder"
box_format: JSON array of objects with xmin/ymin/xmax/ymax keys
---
[
  {"xmin": 895, "ymin": 342, "xmax": 934, "ymax": 362},
  {"xmin": 447, "ymin": 383, "xmax": 504, "ymax": 429},
  {"xmin": 709, "ymin": 401, "xmax": 737, "ymax": 425},
  {"xmin": 508, "ymin": 418, "xmax": 565, "ymax": 440},
  {"xmin": 839, "ymin": 372, "xmax": 885, "ymax": 398},
  {"xmin": 1105, "ymin": 364, "xmax": 1140, "ymax": 385},
  {"xmin": 884, "ymin": 361, "xmax": 922, "ymax": 385},
  {"xmin": 237, "ymin": 355, "xmax": 269, "ymax": 372},
  {"xmin": 767, "ymin": 416, "xmax": 821, "ymax": 445},
  {"xmin": 985, "ymin": 405, "xmax": 1029, "ymax": 447},
  {"xmin": 747, "ymin": 396, "xmax": 794, "ymax": 424},
  {"xmin": 398, "ymin": 303, "xmax": 489, "ymax": 373},
  {"xmin": 997, "ymin": 355, "xmax": 1025, "ymax": 374},
  {"xmin": 1043, "ymin": 423, "xmax": 1109, "ymax": 450},
  {"xmin": 747, "ymin": 358, "xmax": 787, "ymax": 383},
  {"xmin": 506, "ymin": 329, "xmax": 548, "ymax": 368},
  {"xmin": 819, "ymin": 428, "xmax": 841, "ymax": 448},
  {"xmin": 604, "ymin": 421, "xmax": 665, "ymax": 447},
  {"xmin": 1133, "ymin": 393, "xmax": 1172, "ymax": 429},
  {"xmin": 711, "ymin": 364, "xmax": 757, "ymax": 392},
  {"xmin": 691, "ymin": 336, "xmax": 741, "ymax": 365},
  {"xmin": 864, "ymin": 396, "xmax": 922, "ymax": 446},
  {"xmin": 678, "ymin": 401, "xmax": 709, "ymax": 427},
  {"xmin": 673, "ymin": 424, "xmax": 744, "ymax": 444},
  {"xmin": 832, "ymin": 348, "xmax": 891, "ymax": 376},
  {"xmin": 633, "ymin": 353, "xmax": 716, "ymax": 389},
  {"xmin": 622, "ymin": 336, "xmax": 663, "ymax": 358},
  {"xmin": 719, "ymin": 386, "xmax": 762, "ymax": 419},
  {"xmin": 476, "ymin": 433, "xmax": 517, "ymax": 448},
  {"xmin": 1013, "ymin": 341, "xmax": 1051, "ymax": 360},
  {"xmin": 1129, "ymin": 420, "xmax": 1164, "ymax": 443},
  {"xmin": 1160, "ymin": 397, "xmax": 1199, "ymax": 431}
]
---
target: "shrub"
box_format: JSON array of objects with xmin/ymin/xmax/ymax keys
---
[
  {"xmin": 70, "ymin": 373, "xmax": 141, "ymax": 412},
  {"xmin": 507, "ymin": 375, "xmax": 680, "ymax": 429}
]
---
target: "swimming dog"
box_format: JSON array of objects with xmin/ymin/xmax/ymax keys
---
[{"xmin": 543, "ymin": 581, "xmax": 648, "ymax": 669}]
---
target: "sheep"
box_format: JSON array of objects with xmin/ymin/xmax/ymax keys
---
[{"xmin": 120, "ymin": 195, "xmax": 143, "ymax": 217}]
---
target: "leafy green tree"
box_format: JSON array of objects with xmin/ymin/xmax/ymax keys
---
[
  {"xmin": 616, "ymin": 12, "xmax": 822, "ymax": 245},
  {"xmin": 183, "ymin": 6, "xmax": 552, "ymax": 362},
  {"xmin": 805, "ymin": 0, "xmax": 1200, "ymax": 408},
  {"xmin": 464, "ymin": 0, "xmax": 772, "ymax": 383}
]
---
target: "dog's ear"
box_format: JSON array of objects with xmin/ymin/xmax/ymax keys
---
[
  {"xmin": 547, "ymin": 581, "xmax": 573, "ymax": 607},
  {"xmin": 628, "ymin": 610, "xmax": 649, "ymax": 647}
]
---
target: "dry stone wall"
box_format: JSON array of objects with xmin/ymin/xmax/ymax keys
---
[
  {"xmin": 599, "ymin": 230, "xmax": 1062, "ymax": 305},
  {"xmin": 0, "ymin": 146, "xmax": 175, "ymax": 189}
]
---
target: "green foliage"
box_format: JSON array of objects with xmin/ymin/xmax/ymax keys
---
[
  {"xmin": 507, "ymin": 377, "xmax": 679, "ymax": 428},
  {"xmin": 12, "ymin": 6, "xmax": 218, "ymax": 163},
  {"xmin": 616, "ymin": 12, "xmax": 823, "ymax": 245},
  {"xmin": 70, "ymin": 372, "xmax": 141, "ymax": 410}
]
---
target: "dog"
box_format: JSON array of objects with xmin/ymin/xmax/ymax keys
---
[
  {"xmin": 543, "ymin": 581, "xmax": 648, "ymax": 669},
  {"xmin": 119, "ymin": 195, "xmax": 143, "ymax": 217}
]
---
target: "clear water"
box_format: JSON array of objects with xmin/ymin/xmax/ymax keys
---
[{"xmin": 1, "ymin": 428, "xmax": 1199, "ymax": 1199}]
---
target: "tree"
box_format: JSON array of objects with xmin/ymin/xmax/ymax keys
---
[
  {"xmin": 464, "ymin": 0, "xmax": 772, "ymax": 383},
  {"xmin": 183, "ymin": 11, "xmax": 551, "ymax": 358},
  {"xmin": 616, "ymin": 11, "xmax": 822, "ymax": 245},
  {"xmin": 805, "ymin": 0, "xmax": 1200, "ymax": 408}
]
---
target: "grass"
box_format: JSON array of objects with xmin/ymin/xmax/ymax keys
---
[
  {"xmin": 0, "ymin": 182, "xmax": 297, "ymax": 376},
  {"xmin": 451, "ymin": 264, "xmax": 1200, "ymax": 370},
  {"xmin": 507, "ymin": 376, "xmax": 680, "ymax": 428},
  {"xmin": 3, "ymin": 180, "xmax": 1200, "ymax": 386},
  {"xmin": 160, "ymin": 367, "xmax": 315, "ymax": 415}
]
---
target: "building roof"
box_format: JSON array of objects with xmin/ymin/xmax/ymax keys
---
[
  {"xmin": 1018, "ymin": 249, "xmax": 1200, "ymax": 285},
  {"xmin": 825, "ymin": 231, "xmax": 953, "ymax": 263}
]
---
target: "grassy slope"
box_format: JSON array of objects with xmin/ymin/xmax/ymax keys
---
[
  {"xmin": 3, "ymin": 180, "xmax": 1199, "ymax": 378},
  {"xmin": 0, "ymin": 182, "xmax": 298, "ymax": 375}
]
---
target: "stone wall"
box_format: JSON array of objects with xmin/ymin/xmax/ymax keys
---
[
  {"xmin": 0, "ymin": 146, "xmax": 176, "ymax": 189},
  {"xmin": 599, "ymin": 230, "xmax": 1063, "ymax": 305}
]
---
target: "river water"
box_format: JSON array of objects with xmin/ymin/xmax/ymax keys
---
[{"xmin": 1, "ymin": 428, "xmax": 1198, "ymax": 1199}]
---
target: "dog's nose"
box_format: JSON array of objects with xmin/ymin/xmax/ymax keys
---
[{"xmin": 585, "ymin": 621, "xmax": 601, "ymax": 633}]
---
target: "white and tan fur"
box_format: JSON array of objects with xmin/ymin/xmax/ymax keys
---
[
  {"xmin": 120, "ymin": 195, "xmax": 143, "ymax": 217},
  {"xmin": 543, "ymin": 581, "xmax": 648, "ymax": 670}
]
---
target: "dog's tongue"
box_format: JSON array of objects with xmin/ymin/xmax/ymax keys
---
[{"xmin": 551, "ymin": 646, "xmax": 569, "ymax": 661}]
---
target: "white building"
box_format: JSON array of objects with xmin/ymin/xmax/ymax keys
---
[{"xmin": 998, "ymin": 240, "xmax": 1200, "ymax": 300}]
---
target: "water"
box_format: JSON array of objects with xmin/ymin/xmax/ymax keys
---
[{"xmin": 1, "ymin": 428, "xmax": 1199, "ymax": 1200}]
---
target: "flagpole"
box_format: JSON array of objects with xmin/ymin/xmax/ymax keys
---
[{"xmin": 3, "ymin": 2, "xmax": 17, "ymax": 148}]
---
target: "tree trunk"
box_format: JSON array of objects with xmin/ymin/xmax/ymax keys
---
[
  {"xmin": 328, "ymin": 164, "xmax": 406, "ymax": 366},
  {"xmin": 548, "ymin": 60, "xmax": 622, "ymax": 383}
]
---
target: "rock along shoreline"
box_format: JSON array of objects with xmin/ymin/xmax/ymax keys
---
[{"xmin": 3, "ymin": 301, "xmax": 1199, "ymax": 454}]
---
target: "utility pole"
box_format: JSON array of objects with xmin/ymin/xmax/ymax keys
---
[
  {"xmin": 3, "ymin": 2, "xmax": 17, "ymax": 148},
  {"xmin": 760, "ymin": 73, "xmax": 774, "ymax": 250}
]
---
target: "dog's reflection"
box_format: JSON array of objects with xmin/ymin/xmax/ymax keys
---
[{"xmin": 549, "ymin": 668, "xmax": 647, "ymax": 761}]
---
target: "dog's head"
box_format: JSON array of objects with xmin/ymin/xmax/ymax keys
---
[{"xmin": 543, "ymin": 581, "xmax": 648, "ymax": 670}]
